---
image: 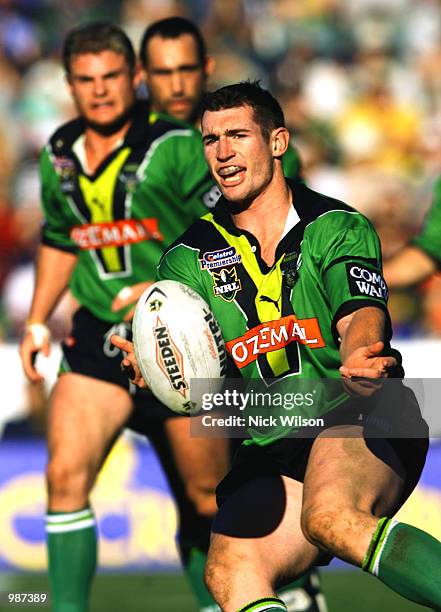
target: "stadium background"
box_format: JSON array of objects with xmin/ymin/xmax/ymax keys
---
[{"xmin": 0, "ymin": 0, "xmax": 440, "ymax": 610}]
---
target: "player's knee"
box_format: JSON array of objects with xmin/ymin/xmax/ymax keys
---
[
  {"xmin": 204, "ymin": 548, "xmax": 233, "ymax": 603},
  {"xmin": 301, "ymin": 504, "xmax": 342, "ymax": 551},
  {"xmin": 46, "ymin": 457, "xmax": 91, "ymax": 504},
  {"xmin": 204, "ymin": 555, "xmax": 219, "ymax": 598}
]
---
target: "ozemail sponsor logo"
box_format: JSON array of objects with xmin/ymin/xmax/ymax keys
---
[
  {"xmin": 154, "ymin": 317, "xmax": 188, "ymax": 397},
  {"xmin": 70, "ymin": 219, "xmax": 163, "ymax": 250},
  {"xmin": 226, "ymin": 315, "xmax": 325, "ymax": 368}
]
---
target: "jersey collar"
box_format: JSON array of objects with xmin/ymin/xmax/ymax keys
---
[{"xmin": 212, "ymin": 177, "xmax": 308, "ymax": 236}]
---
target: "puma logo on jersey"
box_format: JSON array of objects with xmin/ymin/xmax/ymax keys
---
[
  {"xmin": 259, "ymin": 295, "xmax": 280, "ymax": 311},
  {"xmin": 226, "ymin": 315, "xmax": 325, "ymax": 368}
]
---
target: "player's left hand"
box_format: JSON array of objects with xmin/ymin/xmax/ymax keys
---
[
  {"xmin": 339, "ymin": 341, "xmax": 397, "ymax": 397},
  {"xmin": 111, "ymin": 282, "xmax": 153, "ymax": 321},
  {"xmin": 110, "ymin": 334, "xmax": 148, "ymax": 388}
]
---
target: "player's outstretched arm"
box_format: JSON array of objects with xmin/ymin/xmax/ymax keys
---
[
  {"xmin": 110, "ymin": 281, "xmax": 153, "ymax": 321},
  {"xmin": 110, "ymin": 334, "xmax": 148, "ymax": 388},
  {"xmin": 383, "ymin": 245, "xmax": 436, "ymax": 288},
  {"xmin": 337, "ymin": 306, "xmax": 397, "ymax": 396},
  {"xmin": 20, "ymin": 245, "xmax": 77, "ymax": 382}
]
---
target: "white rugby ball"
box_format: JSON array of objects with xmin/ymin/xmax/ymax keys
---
[{"xmin": 132, "ymin": 280, "xmax": 227, "ymax": 415}]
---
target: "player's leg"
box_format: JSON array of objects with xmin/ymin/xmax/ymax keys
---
[
  {"xmin": 205, "ymin": 474, "xmax": 322, "ymax": 612},
  {"xmin": 301, "ymin": 426, "xmax": 441, "ymax": 609},
  {"xmin": 156, "ymin": 414, "xmax": 230, "ymax": 611},
  {"xmin": 46, "ymin": 310, "xmax": 135, "ymax": 612},
  {"xmin": 46, "ymin": 373, "xmax": 132, "ymax": 612}
]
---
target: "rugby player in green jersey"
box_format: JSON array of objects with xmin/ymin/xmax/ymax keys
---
[
  {"xmin": 113, "ymin": 82, "xmax": 441, "ymax": 612},
  {"xmin": 19, "ymin": 22, "xmax": 229, "ymax": 612},
  {"xmin": 119, "ymin": 17, "xmax": 323, "ymax": 612},
  {"xmin": 384, "ymin": 176, "xmax": 441, "ymax": 287}
]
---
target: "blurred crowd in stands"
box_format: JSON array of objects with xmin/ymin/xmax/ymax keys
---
[{"xmin": 2, "ymin": 0, "xmax": 441, "ymax": 341}]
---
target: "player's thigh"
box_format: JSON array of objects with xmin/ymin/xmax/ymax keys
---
[
  {"xmin": 164, "ymin": 415, "xmax": 230, "ymax": 490},
  {"xmin": 210, "ymin": 475, "xmax": 321, "ymax": 585},
  {"xmin": 302, "ymin": 425, "xmax": 407, "ymax": 524},
  {"xmin": 48, "ymin": 372, "xmax": 133, "ymax": 473}
]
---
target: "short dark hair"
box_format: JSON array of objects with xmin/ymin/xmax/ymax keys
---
[
  {"xmin": 201, "ymin": 81, "xmax": 285, "ymax": 139},
  {"xmin": 63, "ymin": 22, "xmax": 135, "ymax": 74},
  {"xmin": 140, "ymin": 16, "xmax": 206, "ymax": 67}
]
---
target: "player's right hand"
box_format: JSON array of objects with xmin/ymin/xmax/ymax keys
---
[
  {"xmin": 339, "ymin": 341, "xmax": 397, "ymax": 397},
  {"xmin": 110, "ymin": 334, "xmax": 148, "ymax": 389},
  {"xmin": 19, "ymin": 323, "xmax": 51, "ymax": 383}
]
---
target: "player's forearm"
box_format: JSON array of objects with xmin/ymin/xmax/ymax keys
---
[
  {"xmin": 337, "ymin": 307, "xmax": 387, "ymax": 364},
  {"xmin": 383, "ymin": 245, "xmax": 436, "ymax": 288},
  {"xmin": 27, "ymin": 244, "xmax": 77, "ymax": 324}
]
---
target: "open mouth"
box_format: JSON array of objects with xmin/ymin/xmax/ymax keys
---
[
  {"xmin": 217, "ymin": 165, "xmax": 245, "ymax": 185},
  {"xmin": 92, "ymin": 102, "xmax": 114, "ymax": 110}
]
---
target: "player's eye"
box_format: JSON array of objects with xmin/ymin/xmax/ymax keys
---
[
  {"xmin": 179, "ymin": 65, "xmax": 200, "ymax": 74},
  {"xmin": 152, "ymin": 69, "xmax": 173, "ymax": 76},
  {"xmin": 105, "ymin": 71, "xmax": 122, "ymax": 80}
]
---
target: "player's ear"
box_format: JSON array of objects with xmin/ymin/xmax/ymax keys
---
[
  {"xmin": 132, "ymin": 61, "xmax": 143, "ymax": 89},
  {"xmin": 271, "ymin": 127, "xmax": 290, "ymax": 158},
  {"xmin": 204, "ymin": 55, "xmax": 215, "ymax": 79}
]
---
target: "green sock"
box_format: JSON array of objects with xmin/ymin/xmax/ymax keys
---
[
  {"xmin": 180, "ymin": 544, "xmax": 220, "ymax": 611},
  {"xmin": 363, "ymin": 518, "xmax": 441, "ymax": 610},
  {"xmin": 238, "ymin": 597, "xmax": 288, "ymax": 611},
  {"xmin": 46, "ymin": 507, "xmax": 97, "ymax": 612}
]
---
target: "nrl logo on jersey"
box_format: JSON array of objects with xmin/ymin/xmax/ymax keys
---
[{"xmin": 212, "ymin": 267, "xmax": 242, "ymax": 302}]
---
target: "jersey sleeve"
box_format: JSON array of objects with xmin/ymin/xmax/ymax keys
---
[
  {"xmin": 411, "ymin": 177, "xmax": 441, "ymax": 267},
  {"xmin": 318, "ymin": 214, "xmax": 390, "ymax": 342},
  {"xmin": 39, "ymin": 147, "xmax": 78, "ymax": 253},
  {"xmin": 156, "ymin": 240, "xmax": 210, "ymax": 302},
  {"xmin": 152, "ymin": 130, "xmax": 219, "ymax": 213}
]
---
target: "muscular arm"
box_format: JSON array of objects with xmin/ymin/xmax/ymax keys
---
[
  {"xmin": 337, "ymin": 306, "xmax": 397, "ymax": 394},
  {"xmin": 383, "ymin": 245, "xmax": 436, "ymax": 289},
  {"xmin": 28, "ymin": 245, "xmax": 77, "ymax": 323},
  {"xmin": 20, "ymin": 245, "xmax": 77, "ymax": 382}
]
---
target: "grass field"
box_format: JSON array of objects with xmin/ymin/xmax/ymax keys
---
[{"xmin": 0, "ymin": 571, "xmax": 429, "ymax": 611}]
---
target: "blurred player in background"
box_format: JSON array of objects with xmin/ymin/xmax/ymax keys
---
[
  {"xmin": 113, "ymin": 81, "xmax": 441, "ymax": 612},
  {"xmin": 384, "ymin": 176, "xmax": 441, "ymax": 288},
  {"xmin": 138, "ymin": 16, "xmax": 302, "ymax": 173},
  {"xmin": 19, "ymin": 22, "xmax": 228, "ymax": 612}
]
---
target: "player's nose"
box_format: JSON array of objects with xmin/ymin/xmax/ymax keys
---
[
  {"xmin": 217, "ymin": 136, "xmax": 234, "ymax": 161},
  {"xmin": 170, "ymin": 70, "xmax": 184, "ymax": 95}
]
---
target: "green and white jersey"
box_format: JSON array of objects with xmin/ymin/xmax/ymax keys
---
[
  {"xmin": 412, "ymin": 175, "xmax": 441, "ymax": 267},
  {"xmin": 157, "ymin": 179, "xmax": 391, "ymax": 437},
  {"xmin": 40, "ymin": 101, "xmax": 217, "ymax": 322}
]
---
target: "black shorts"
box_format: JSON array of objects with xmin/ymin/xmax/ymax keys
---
[
  {"xmin": 216, "ymin": 385, "xmax": 429, "ymax": 507},
  {"xmin": 61, "ymin": 307, "xmax": 181, "ymax": 425}
]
